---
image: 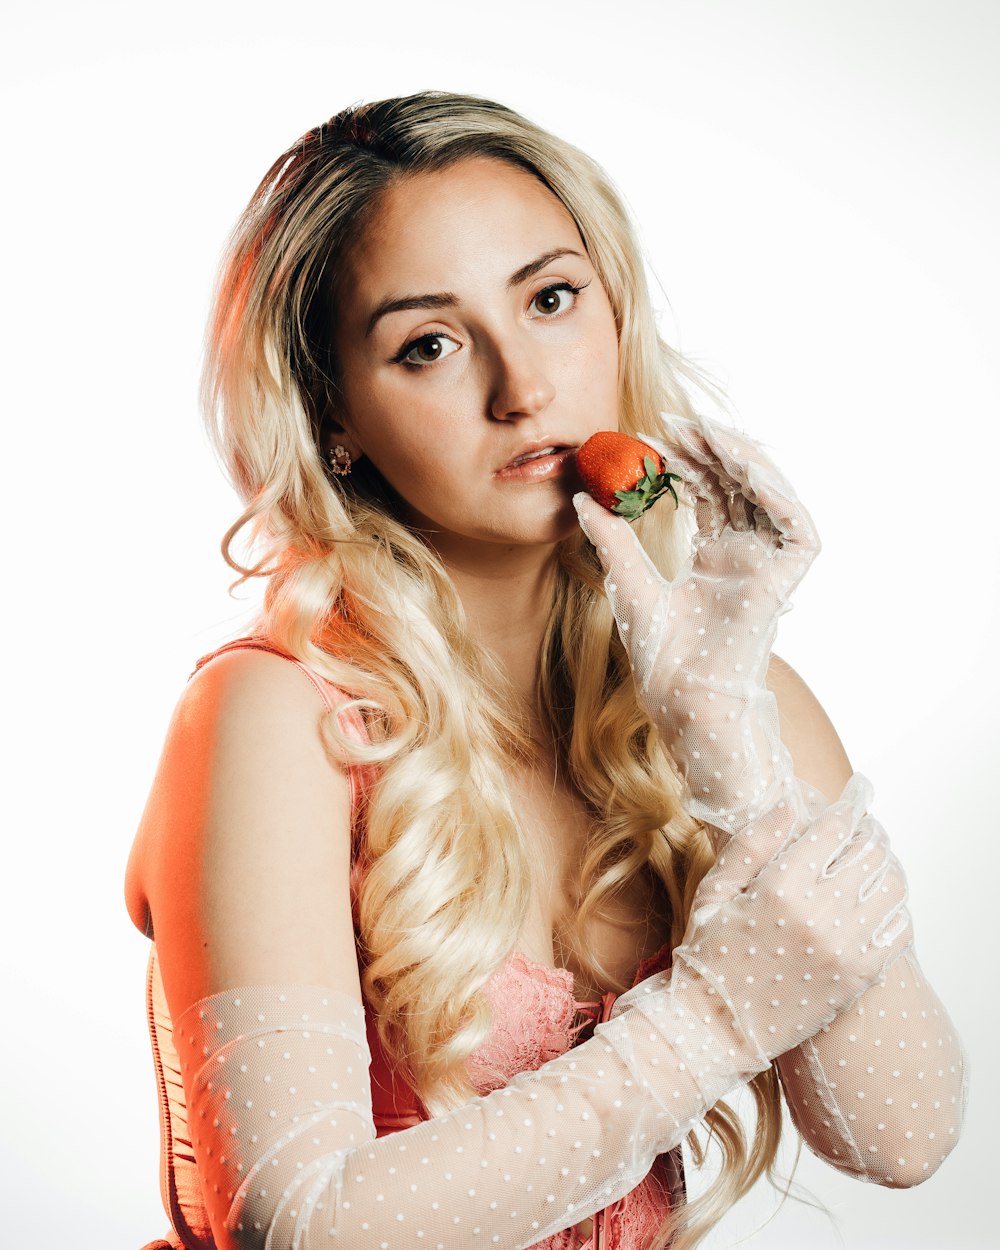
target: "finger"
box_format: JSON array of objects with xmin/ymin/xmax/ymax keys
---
[
  {"xmin": 744, "ymin": 459, "xmax": 821, "ymax": 554},
  {"xmin": 872, "ymin": 900, "xmax": 912, "ymax": 952},
  {"xmin": 821, "ymin": 817, "xmax": 889, "ymax": 879},
  {"xmin": 635, "ymin": 428, "xmax": 733, "ymax": 537},
  {"xmin": 689, "ymin": 832, "xmax": 772, "ymax": 921},
  {"xmin": 572, "ymin": 492, "xmax": 671, "ymax": 681},
  {"xmin": 651, "ymin": 413, "xmax": 745, "ymax": 491},
  {"xmin": 688, "ymin": 791, "xmax": 806, "ymax": 924},
  {"xmin": 710, "ymin": 814, "xmax": 795, "ymax": 883},
  {"xmin": 656, "ymin": 412, "xmax": 768, "ymax": 497},
  {"xmin": 693, "ymin": 414, "xmax": 821, "ymax": 554},
  {"xmin": 641, "ymin": 421, "xmax": 817, "ymax": 619},
  {"xmin": 637, "ymin": 425, "xmax": 755, "ymax": 539},
  {"xmin": 652, "ymin": 413, "xmax": 820, "ymax": 553},
  {"xmin": 640, "ymin": 423, "xmax": 763, "ymax": 538},
  {"xmin": 864, "ymin": 851, "xmax": 911, "ymax": 962}
]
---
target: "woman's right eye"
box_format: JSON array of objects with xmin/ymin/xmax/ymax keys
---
[{"xmin": 395, "ymin": 333, "xmax": 461, "ymax": 368}]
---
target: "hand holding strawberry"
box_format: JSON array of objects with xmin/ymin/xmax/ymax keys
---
[{"xmin": 573, "ymin": 412, "xmax": 821, "ymax": 843}]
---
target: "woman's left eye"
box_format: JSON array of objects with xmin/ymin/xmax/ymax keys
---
[{"xmin": 530, "ymin": 280, "xmax": 590, "ymax": 317}]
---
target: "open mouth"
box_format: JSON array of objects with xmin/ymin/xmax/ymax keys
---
[
  {"xmin": 500, "ymin": 442, "xmax": 577, "ymax": 471},
  {"xmin": 508, "ymin": 445, "xmax": 568, "ymax": 468},
  {"xmin": 495, "ymin": 446, "xmax": 578, "ymax": 480}
]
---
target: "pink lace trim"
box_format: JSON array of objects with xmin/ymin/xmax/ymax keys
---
[
  {"xmin": 465, "ymin": 946, "xmax": 680, "ymax": 1250},
  {"xmin": 466, "ymin": 950, "xmax": 577, "ymax": 1095}
]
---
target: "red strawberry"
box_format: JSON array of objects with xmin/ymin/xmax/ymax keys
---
[{"xmin": 575, "ymin": 431, "xmax": 682, "ymax": 521}]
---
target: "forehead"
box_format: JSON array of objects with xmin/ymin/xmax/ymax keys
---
[{"xmin": 340, "ymin": 157, "xmax": 585, "ymax": 306}]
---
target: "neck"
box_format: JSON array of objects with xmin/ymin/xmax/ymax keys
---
[{"xmin": 436, "ymin": 541, "xmax": 561, "ymax": 742}]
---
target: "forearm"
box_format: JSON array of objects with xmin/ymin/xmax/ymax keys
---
[
  {"xmin": 776, "ymin": 945, "xmax": 968, "ymax": 1186},
  {"xmin": 174, "ymin": 981, "xmax": 729, "ymax": 1250},
  {"xmin": 684, "ymin": 771, "xmax": 967, "ymax": 1185}
]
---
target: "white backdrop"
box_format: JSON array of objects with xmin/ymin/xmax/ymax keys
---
[{"xmin": 1, "ymin": 2, "xmax": 996, "ymax": 1246}]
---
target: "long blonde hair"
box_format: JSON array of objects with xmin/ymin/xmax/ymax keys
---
[{"xmin": 199, "ymin": 90, "xmax": 788, "ymax": 1250}]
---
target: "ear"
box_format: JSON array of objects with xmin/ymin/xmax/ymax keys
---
[{"xmin": 319, "ymin": 411, "xmax": 365, "ymax": 468}]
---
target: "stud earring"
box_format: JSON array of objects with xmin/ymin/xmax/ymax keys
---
[{"xmin": 328, "ymin": 444, "xmax": 353, "ymax": 476}]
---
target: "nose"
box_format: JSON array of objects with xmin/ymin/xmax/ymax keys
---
[{"xmin": 488, "ymin": 335, "xmax": 556, "ymax": 422}]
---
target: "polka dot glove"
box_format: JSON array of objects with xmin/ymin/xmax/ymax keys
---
[
  {"xmin": 170, "ymin": 781, "xmax": 912, "ymax": 1250},
  {"xmin": 765, "ymin": 784, "xmax": 969, "ymax": 1187},
  {"xmin": 572, "ymin": 410, "xmax": 820, "ymax": 843},
  {"xmin": 574, "ymin": 415, "xmax": 969, "ymax": 1183},
  {"xmin": 607, "ymin": 771, "xmax": 912, "ymax": 1111}
]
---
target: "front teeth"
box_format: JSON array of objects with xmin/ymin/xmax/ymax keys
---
[{"xmin": 515, "ymin": 447, "xmax": 560, "ymax": 464}]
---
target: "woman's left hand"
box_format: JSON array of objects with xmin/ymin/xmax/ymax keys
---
[{"xmin": 573, "ymin": 411, "xmax": 821, "ymax": 835}]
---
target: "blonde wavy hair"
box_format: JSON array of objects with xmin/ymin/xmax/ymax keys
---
[{"xmin": 199, "ymin": 90, "xmax": 790, "ymax": 1250}]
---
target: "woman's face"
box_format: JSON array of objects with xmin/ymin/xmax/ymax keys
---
[{"xmin": 330, "ymin": 156, "xmax": 621, "ymax": 558}]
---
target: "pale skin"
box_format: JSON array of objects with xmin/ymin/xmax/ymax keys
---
[{"xmin": 126, "ymin": 157, "xmax": 932, "ymax": 1247}]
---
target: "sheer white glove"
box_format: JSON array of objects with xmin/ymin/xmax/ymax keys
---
[
  {"xmin": 169, "ymin": 776, "xmax": 911, "ymax": 1250},
  {"xmin": 573, "ymin": 411, "xmax": 819, "ymax": 839},
  {"xmin": 606, "ymin": 772, "xmax": 911, "ymax": 1108}
]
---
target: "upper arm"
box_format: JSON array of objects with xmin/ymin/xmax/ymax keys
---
[
  {"xmin": 766, "ymin": 653, "xmax": 854, "ymax": 802},
  {"xmin": 129, "ymin": 648, "xmax": 363, "ymax": 1024}
]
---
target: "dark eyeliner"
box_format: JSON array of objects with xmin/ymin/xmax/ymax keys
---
[
  {"xmin": 391, "ymin": 331, "xmax": 453, "ymax": 366},
  {"xmin": 391, "ymin": 278, "xmax": 592, "ymax": 367},
  {"xmin": 533, "ymin": 279, "xmax": 591, "ymax": 310}
]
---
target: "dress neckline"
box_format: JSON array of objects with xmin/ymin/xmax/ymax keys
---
[{"xmin": 507, "ymin": 939, "xmax": 673, "ymax": 997}]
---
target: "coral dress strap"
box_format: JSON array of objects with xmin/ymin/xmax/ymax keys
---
[
  {"xmin": 190, "ymin": 635, "xmax": 342, "ymax": 711},
  {"xmin": 189, "ymin": 635, "xmax": 378, "ymax": 857}
]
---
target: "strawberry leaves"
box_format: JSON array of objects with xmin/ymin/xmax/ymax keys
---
[{"xmin": 610, "ymin": 455, "xmax": 683, "ymax": 521}]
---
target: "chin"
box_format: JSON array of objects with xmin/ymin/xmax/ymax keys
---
[
  {"xmin": 441, "ymin": 493, "xmax": 584, "ymax": 550},
  {"xmin": 526, "ymin": 498, "xmax": 583, "ymax": 547}
]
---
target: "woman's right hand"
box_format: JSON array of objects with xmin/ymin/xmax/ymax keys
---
[
  {"xmin": 573, "ymin": 411, "xmax": 821, "ymax": 837},
  {"xmin": 607, "ymin": 773, "xmax": 912, "ymax": 1105}
]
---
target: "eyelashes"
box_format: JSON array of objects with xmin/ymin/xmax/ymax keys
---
[
  {"xmin": 529, "ymin": 279, "xmax": 591, "ymax": 318},
  {"xmin": 392, "ymin": 279, "xmax": 592, "ymax": 369},
  {"xmin": 393, "ymin": 332, "xmax": 460, "ymax": 368}
]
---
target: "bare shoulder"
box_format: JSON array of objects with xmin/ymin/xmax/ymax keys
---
[
  {"xmin": 125, "ymin": 646, "xmax": 361, "ymax": 1020},
  {"xmin": 766, "ymin": 653, "xmax": 854, "ymax": 802},
  {"xmin": 169, "ymin": 645, "xmax": 342, "ymax": 755}
]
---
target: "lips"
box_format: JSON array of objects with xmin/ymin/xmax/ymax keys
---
[{"xmin": 499, "ymin": 440, "xmax": 576, "ymax": 471}]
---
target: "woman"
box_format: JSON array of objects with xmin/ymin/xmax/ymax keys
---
[{"xmin": 125, "ymin": 91, "xmax": 966, "ymax": 1250}]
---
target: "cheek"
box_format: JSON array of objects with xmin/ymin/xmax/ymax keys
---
[
  {"xmin": 601, "ymin": 326, "xmax": 620, "ymax": 387},
  {"xmin": 356, "ymin": 406, "xmax": 453, "ymax": 501},
  {"xmin": 339, "ymin": 369, "xmax": 411, "ymax": 463},
  {"xmin": 584, "ymin": 309, "xmax": 620, "ymax": 403},
  {"xmin": 585, "ymin": 290, "xmax": 620, "ymax": 366}
]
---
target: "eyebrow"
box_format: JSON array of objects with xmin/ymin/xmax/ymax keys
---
[{"xmin": 364, "ymin": 247, "xmax": 587, "ymax": 338}]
